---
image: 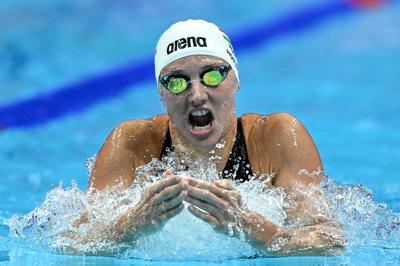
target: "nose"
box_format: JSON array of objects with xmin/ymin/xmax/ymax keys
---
[{"xmin": 188, "ymin": 80, "xmax": 207, "ymax": 107}]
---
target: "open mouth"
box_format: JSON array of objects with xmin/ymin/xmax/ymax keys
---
[{"xmin": 188, "ymin": 109, "xmax": 215, "ymax": 136}]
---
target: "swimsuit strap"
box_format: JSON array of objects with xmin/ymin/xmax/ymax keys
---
[
  {"xmin": 159, "ymin": 126, "xmax": 172, "ymax": 159},
  {"xmin": 221, "ymin": 118, "xmax": 253, "ymax": 182},
  {"xmin": 159, "ymin": 118, "xmax": 253, "ymax": 182}
]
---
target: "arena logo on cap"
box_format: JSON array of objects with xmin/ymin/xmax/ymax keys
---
[{"xmin": 167, "ymin": 36, "xmax": 207, "ymax": 55}]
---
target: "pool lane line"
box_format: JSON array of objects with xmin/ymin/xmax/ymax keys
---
[
  {"xmin": 0, "ymin": 57, "xmax": 154, "ymax": 128},
  {"xmin": 0, "ymin": 0, "xmax": 389, "ymax": 130}
]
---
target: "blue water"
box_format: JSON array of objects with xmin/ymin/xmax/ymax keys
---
[{"xmin": 1, "ymin": 0, "xmax": 400, "ymax": 265}]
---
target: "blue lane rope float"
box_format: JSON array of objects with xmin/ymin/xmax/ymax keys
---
[{"xmin": 0, "ymin": 0, "xmax": 391, "ymax": 130}]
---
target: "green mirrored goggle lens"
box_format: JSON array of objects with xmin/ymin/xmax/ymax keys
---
[
  {"xmin": 162, "ymin": 66, "xmax": 229, "ymax": 94},
  {"xmin": 203, "ymin": 70, "xmax": 224, "ymax": 87},
  {"xmin": 167, "ymin": 77, "xmax": 188, "ymax": 94}
]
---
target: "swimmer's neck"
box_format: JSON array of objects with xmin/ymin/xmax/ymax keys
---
[{"xmin": 169, "ymin": 117, "xmax": 237, "ymax": 172}]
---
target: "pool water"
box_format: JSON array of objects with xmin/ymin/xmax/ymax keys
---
[{"xmin": 1, "ymin": 0, "xmax": 400, "ymax": 265}]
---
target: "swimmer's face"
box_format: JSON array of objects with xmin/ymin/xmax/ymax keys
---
[{"xmin": 158, "ymin": 55, "xmax": 238, "ymax": 151}]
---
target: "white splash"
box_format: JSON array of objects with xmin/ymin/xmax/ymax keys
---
[{"xmin": 5, "ymin": 152, "xmax": 400, "ymax": 260}]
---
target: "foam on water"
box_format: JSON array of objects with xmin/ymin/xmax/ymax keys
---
[
  {"xmin": 322, "ymin": 178, "xmax": 400, "ymax": 249},
  {"xmin": 5, "ymin": 151, "xmax": 400, "ymax": 260}
]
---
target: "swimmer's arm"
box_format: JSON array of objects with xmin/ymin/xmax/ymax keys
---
[
  {"xmin": 249, "ymin": 113, "xmax": 344, "ymax": 255},
  {"xmin": 239, "ymin": 208, "xmax": 344, "ymax": 256},
  {"xmin": 88, "ymin": 121, "xmax": 137, "ymax": 190},
  {"xmin": 266, "ymin": 215, "xmax": 345, "ymax": 256},
  {"xmin": 53, "ymin": 215, "xmax": 144, "ymax": 256},
  {"xmin": 58, "ymin": 122, "xmax": 138, "ymax": 252},
  {"xmin": 58, "ymin": 172, "xmax": 185, "ymax": 255}
]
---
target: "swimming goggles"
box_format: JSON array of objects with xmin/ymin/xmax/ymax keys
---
[{"xmin": 160, "ymin": 65, "xmax": 231, "ymax": 94}]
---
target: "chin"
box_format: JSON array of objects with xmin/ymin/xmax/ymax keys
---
[{"xmin": 187, "ymin": 125, "xmax": 224, "ymax": 152}]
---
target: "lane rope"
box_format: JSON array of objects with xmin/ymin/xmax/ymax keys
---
[{"xmin": 0, "ymin": 0, "xmax": 388, "ymax": 130}]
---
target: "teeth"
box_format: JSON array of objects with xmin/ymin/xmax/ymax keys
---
[
  {"xmin": 191, "ymin": 109, "xmax": 209, "ymax": 116},
  {"xmin": 193, "ymin": 123, "xmax": 211, "ymax": 131}
]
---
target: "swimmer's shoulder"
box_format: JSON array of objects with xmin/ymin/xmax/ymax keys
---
[
  {"xmin": 240, "ymin": 112, "xmax": 321, "ymax": 181},
  {"xmin": 115, "ymin": 114, "xmax": 170, "ymax": 147},
  {"xmin": 240, "ymin": 112, "xmax": 302, "ymax": 140},
  {"xmin": 113, "ymin": 114, "xmax": 170, "ymax": 159},
  {"xmin": 90, "ymin": 114, "xmax": 170, "ymax": 189}
]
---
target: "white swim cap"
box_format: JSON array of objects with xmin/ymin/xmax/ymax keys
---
[{"xmin": 154, "ymin": 19, "xmax": 239, "ymax": 84}]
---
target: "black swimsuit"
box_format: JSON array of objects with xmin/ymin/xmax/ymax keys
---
[{"xmin": 159, "ymin": 118, "xmax": 253, "ymax": 182}]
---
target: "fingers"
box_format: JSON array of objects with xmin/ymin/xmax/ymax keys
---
[
  {"xmin": 188, "ymin": 205, "xmax": 222, "ymax": 229},
  {"xmin": 164, "ymin": 169, "xmax": 173, "ymax": 176},
  {"xmin": 186, "ymin": 177, "xmax": 229, "ymax": 199},
  {"xmin": 158, "ymin": 202, "xmax": 185, "ymax": 221},
  {"xmin": 187, "ymin": 186, "xmax": 228, "ymax": 210},
  {"xmin": 214, "ymin": 179, "xmax": 235, "ymax": 190},
  {"xmin": 185, "ymin": 195, "xmax": 224, "ymax": 222},
  {"xmin": 148, "ymin": 173, "xmax": 181, "ymax": 197},
  {"xmin": 152, "ymin": 182, "xmax": 184, "ymax": 204},
  {"xmin": 187, "ymin": 178, "xmax": 243, "ymax": 208},
  {"xmin": 158, "ymin": 191, "xmax": 185, "ymax": 213}
]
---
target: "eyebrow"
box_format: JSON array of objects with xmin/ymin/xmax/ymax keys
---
[
  {"xmin": 162, "ymin": 62, "xmax": 227, "ymax": 77},
  {"xmin": 200, "ymin": 62, "xmax": 225, "ymax": 71},
  {"xmin": 162, "ymin": 69, "xmax": 185, "ymax": 77}
]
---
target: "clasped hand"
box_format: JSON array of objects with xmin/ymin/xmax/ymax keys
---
[{"xmin": 132, "ymin": 169, "xmax": 246, "ymax": 236}]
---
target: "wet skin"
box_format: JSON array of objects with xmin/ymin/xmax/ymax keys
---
[
  {"xmin": 90, "ymin": 54, "xmax": 344, "ymax": 254},
  {"xmin": 158, "ymin": 55, "xmax": 238, "ymax": 155},
  {"xmin": 120, "ymin": 55, "xmax": 245, "ymax": 237},
  {"xmin": 155, "ymin": 55, "xmax": 276, "ymax": 240}
]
